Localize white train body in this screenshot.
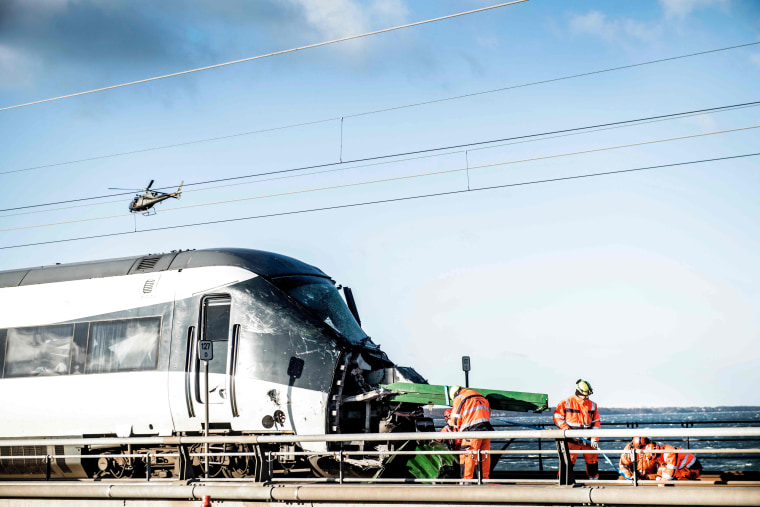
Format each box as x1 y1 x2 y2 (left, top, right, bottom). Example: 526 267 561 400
0 249 425 479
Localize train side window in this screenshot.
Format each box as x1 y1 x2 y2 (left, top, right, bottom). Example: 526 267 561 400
86 317 160 374
202 297 230 375
4 324 74 378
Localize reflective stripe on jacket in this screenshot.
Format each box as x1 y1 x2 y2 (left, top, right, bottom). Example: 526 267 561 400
553 395 601 431
451 388 492 432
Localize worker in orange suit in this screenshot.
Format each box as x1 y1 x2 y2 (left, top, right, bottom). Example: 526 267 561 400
553 379 601 480
653 442 702 482
618 436 659 480
438 408 462 451
449 385 493 481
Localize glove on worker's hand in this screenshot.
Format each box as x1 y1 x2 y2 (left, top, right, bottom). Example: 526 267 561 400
589 440 599 449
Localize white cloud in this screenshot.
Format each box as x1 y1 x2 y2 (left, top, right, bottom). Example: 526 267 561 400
690 113 718 132
288 0 369 40
570 11 616 41
286 0 408 41
0 44 41 90
659 0 730 18
370 0 409 24
621 18 662 42
569 11 661 43
751 53 760 70
476 35 500 50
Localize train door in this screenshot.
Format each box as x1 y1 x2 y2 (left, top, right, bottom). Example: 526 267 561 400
195 295 234 424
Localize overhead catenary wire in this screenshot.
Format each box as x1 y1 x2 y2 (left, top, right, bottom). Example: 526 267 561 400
344 41 760 119
0 117 342 178
2 99 758 214
3 124 758 233
0 1 529 112
5 99 757 220
3 41 758 179
1 151 757 251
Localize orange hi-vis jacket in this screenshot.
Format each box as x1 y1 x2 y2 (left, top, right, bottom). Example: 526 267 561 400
451 388 492 432
553 395 601 440
654 444 700 481
619 442 659 479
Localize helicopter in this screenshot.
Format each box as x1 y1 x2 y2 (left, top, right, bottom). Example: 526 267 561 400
109 180 183 214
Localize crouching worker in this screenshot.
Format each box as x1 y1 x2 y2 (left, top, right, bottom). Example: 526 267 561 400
619 437 659 480
438 409 462 452
437 408 462 479
553 379 601 480
449 385 493 481
654 442 702 482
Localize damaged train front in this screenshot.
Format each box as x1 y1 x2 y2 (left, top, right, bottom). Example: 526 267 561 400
261 274 434 478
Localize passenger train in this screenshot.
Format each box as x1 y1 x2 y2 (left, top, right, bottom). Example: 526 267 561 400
0 248 430 479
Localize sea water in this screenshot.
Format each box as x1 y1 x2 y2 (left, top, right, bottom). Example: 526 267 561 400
433 407 760 472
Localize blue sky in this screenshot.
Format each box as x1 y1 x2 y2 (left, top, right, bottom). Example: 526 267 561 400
1 0 759 408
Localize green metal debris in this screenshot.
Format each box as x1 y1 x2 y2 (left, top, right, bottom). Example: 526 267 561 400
381 382 549 412
376 441 458 480
406 441 459 479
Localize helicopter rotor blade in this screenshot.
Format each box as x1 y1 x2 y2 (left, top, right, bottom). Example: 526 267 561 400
108 187 142 191
146 180 154 190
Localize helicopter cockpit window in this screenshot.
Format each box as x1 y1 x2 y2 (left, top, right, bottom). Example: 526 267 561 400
271 276 368 345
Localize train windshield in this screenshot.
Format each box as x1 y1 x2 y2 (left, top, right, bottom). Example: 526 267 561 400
272 275 369 345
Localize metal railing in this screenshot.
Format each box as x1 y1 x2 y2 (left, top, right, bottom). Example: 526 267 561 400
0 426 759 485
491 418 760 462
488 419 760 476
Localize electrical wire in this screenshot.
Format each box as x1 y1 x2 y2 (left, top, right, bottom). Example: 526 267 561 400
3 41 758 178
1 151 756 251
345 41 760 119
0 118 341 177
3 99 759 220
0 1 529 112
2 99 758 213
3 124 757 232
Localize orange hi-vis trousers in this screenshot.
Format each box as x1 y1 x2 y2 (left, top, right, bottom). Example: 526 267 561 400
460 438 491 480
568 441 599 479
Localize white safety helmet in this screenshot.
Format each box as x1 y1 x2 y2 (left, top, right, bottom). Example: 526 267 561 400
449 385 461 399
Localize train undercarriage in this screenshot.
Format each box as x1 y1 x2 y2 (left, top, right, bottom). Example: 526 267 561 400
0 352 545 481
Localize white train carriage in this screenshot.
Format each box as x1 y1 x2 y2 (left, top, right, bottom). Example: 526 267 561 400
0 248 427 479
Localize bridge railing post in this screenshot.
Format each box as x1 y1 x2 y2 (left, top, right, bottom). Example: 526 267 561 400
632 448 638 487
555 439 575 486
339 450 344 484
538 438 543 471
